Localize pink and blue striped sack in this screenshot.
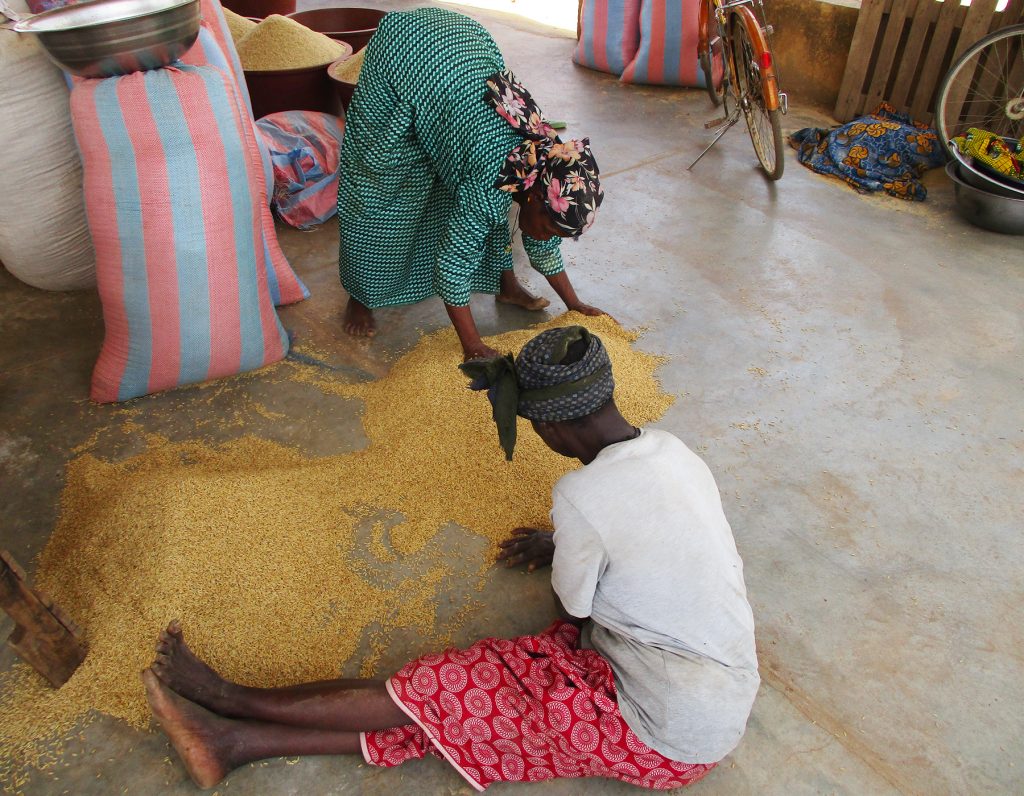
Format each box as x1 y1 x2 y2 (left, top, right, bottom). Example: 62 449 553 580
620 0 703 86
71 65 289 403
182 0 310 307
574 0 642 76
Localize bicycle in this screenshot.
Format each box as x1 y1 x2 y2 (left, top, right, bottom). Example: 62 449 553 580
934 23 1024 163
689 0 787 180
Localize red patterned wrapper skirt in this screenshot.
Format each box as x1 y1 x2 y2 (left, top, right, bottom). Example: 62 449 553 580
361 621 717 791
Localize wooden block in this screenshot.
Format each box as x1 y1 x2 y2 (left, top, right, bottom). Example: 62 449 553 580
1 550 87 688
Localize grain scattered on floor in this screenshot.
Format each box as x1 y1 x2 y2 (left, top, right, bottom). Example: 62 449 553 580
0 313 673 786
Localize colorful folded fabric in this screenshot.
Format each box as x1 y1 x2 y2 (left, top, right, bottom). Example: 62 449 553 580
256 111 345 230
789 103 945 200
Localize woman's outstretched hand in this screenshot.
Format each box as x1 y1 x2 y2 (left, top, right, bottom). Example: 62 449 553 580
496 527 555 571
567 302 613 320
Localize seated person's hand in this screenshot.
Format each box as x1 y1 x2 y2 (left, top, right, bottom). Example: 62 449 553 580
463 343 500 362
496 527 555 571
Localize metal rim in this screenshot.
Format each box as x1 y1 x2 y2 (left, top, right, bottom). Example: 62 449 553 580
952 148 1024 199
732 18 783 179
935 23 1024 161
14 0 197 34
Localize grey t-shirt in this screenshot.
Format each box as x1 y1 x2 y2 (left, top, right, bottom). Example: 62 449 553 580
550 429 759 763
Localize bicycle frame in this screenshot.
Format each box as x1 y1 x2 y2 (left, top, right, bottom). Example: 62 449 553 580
698 0 784 113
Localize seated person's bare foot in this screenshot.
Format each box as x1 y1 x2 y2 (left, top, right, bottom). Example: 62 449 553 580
152 621 237 715
142 668 233 789
496 276 550 312
343 297 377 337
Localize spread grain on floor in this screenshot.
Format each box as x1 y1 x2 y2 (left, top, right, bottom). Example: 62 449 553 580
0 314 673 787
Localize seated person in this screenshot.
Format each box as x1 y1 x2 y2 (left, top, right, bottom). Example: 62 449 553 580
143 326 759 791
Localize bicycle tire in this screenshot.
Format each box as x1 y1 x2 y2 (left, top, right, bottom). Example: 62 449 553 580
934 23 1024 161
731 11 784 179
698 0 727 107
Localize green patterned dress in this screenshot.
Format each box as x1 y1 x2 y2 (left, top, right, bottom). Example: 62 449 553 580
336 8 564 309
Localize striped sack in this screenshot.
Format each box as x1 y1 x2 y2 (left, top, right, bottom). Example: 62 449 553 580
574 0 642 76
621 0 702 86
71 65 289 403
182 1 310 307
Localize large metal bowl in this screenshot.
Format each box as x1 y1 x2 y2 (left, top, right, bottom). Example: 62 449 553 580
945 161 1024 235
956 156 1024 200
13 0 200 78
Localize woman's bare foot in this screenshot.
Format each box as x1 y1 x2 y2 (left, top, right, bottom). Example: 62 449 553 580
496 290 550 311
143 668 233 789
152 621 237 715
343 297 376 337
497 272 550 311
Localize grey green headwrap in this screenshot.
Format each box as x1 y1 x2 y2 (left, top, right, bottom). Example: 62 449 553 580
459 326 614 460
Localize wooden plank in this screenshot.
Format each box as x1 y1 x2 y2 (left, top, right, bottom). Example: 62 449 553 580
889 0 942 109
955 0 1001 60
910 0 966 121
835 0 892 120
996 2 1024 29
1 550 87 688
864 0 919 112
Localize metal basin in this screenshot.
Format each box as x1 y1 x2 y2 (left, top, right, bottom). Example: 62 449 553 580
949 134 1024 201
13 0 200 78
945 161 1024 235
956 156 1024 200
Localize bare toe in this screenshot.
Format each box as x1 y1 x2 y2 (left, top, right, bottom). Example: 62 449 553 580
148 624 232 713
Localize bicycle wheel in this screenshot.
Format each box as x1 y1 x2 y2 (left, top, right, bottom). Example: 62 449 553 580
698 0 727 107
730 9 784 179
934 23 1024 160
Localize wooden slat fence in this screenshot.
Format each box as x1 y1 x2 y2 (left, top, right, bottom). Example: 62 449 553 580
835 0 1024 123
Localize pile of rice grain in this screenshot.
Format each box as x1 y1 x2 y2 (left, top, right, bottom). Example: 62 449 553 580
222 7 257 44
0 314 673 784
236 14 346 71
330 48 365 84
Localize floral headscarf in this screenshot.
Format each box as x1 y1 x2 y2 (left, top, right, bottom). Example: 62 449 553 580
484 70 603 238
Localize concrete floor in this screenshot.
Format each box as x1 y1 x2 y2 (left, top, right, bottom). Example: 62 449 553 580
3 3 1023 794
